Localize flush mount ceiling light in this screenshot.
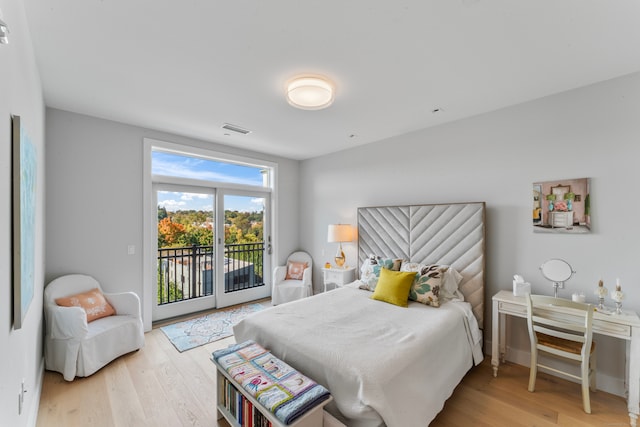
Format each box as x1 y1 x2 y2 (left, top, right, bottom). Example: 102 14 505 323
286 75 335 110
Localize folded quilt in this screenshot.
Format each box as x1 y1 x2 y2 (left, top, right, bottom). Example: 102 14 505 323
213 340 331 425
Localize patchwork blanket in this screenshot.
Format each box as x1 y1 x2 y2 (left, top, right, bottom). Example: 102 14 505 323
212 340 331 425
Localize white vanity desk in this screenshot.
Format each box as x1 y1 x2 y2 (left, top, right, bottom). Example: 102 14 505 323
491 290 640 426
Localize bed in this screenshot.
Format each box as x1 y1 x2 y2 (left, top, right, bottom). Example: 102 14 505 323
234 202 486 426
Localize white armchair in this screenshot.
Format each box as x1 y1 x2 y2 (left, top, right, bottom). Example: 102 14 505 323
44 274 144 381
272 251 313 305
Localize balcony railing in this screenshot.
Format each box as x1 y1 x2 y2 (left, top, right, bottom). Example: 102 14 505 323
157 242 265 305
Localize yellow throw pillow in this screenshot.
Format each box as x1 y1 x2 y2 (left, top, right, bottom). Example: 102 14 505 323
55 288 116 322
370 268 416 307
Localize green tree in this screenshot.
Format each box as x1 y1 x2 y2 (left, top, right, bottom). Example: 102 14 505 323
157 205 168 221
182 223 214 246
157 263 184 303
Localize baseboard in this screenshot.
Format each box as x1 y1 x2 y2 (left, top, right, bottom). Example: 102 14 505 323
485 340 626 398
28 358 44 427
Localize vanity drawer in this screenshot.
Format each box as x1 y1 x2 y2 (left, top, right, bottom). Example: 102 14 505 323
593 320 631 339
496 295 634 340
499 301 527 317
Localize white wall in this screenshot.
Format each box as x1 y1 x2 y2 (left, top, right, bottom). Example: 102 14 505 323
0 1 46 425
45 108 300 329
300 71 640 396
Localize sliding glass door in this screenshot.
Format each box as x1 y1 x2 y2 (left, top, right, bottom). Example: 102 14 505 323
152 186 271 320
215 190 271 308
153 184 216 320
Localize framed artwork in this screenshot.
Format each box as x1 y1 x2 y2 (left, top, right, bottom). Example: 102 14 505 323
12 115 37 329
532 178 591 234
532 184 542 225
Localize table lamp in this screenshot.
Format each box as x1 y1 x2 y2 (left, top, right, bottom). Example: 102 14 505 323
327 224 354 268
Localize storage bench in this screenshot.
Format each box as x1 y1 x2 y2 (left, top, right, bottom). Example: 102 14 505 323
212 340 332 427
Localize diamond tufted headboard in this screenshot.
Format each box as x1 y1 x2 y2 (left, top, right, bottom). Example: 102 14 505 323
357 202 486 329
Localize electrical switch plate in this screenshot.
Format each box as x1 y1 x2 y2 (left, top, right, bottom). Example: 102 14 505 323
127 245 135 255
18 379 24 415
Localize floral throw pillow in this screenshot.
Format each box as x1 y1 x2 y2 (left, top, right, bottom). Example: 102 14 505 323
402 263 464 302
378 258 402 271
409 264 447 307
360 256 403 291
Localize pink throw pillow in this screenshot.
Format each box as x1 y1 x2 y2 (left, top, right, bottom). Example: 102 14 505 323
55 288 116 322
285 261 308 280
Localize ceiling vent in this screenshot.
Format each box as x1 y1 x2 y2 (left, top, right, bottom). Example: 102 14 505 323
221 123 251 135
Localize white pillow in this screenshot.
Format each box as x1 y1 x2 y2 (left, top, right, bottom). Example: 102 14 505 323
442 267 464 302
360 257 375 276
400 262 421 272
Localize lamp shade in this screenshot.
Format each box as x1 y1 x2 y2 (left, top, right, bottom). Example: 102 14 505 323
327 224 354 243
286 75 335 110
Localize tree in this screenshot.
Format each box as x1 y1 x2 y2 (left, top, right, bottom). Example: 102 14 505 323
224 224 241 244
182 223 214 246
157 205 168 221
157 208 263 248
158 217 186 246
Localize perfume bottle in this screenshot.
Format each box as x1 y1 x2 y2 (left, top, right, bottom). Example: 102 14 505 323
611 279 625 315
594 279 608 310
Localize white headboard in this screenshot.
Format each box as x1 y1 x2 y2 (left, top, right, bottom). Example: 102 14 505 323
357 202 486 329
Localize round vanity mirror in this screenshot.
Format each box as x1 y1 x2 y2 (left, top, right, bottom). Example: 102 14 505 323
540 259 573 282
540 258 574 297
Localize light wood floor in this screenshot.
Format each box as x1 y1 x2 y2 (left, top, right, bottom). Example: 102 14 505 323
37 323 631 426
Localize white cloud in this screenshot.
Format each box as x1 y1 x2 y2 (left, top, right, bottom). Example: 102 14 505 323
158 199 187 211
180 193 211 201
158 191 214 212
152 157 263 186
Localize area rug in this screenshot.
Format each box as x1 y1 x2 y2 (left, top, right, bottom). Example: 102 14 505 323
160 303 267 352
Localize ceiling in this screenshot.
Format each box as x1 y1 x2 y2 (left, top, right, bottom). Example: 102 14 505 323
22 1 640 160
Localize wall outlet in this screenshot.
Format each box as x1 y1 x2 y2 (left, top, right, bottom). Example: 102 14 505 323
127 245 135 255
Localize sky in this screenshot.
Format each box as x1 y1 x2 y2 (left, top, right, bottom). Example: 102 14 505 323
153 151 266 212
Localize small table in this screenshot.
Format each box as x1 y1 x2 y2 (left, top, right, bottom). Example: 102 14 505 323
491 290 640 426
322 267 356 292
549 211 574 228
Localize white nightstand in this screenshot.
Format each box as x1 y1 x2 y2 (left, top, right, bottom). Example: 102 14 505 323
322 267 356 292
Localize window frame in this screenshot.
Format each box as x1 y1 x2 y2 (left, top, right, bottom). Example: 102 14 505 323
142 138 278 330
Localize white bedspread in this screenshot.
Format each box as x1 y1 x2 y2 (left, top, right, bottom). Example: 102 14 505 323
233 285 483 427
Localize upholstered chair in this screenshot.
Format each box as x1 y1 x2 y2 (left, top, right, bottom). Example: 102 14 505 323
272 251 313 305
44 274 144 381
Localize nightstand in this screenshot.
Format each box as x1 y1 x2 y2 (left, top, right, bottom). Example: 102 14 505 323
321 267 356 292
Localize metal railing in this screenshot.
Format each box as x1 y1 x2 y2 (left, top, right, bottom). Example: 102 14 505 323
157 242 265 305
